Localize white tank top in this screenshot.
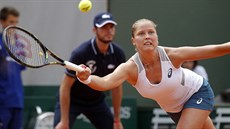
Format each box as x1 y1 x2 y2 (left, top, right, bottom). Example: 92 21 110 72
131 46 203 112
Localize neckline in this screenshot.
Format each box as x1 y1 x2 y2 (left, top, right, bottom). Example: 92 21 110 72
137 49 163 86
90 38 114 55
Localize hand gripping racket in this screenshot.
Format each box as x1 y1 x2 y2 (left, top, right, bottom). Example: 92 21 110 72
2 25 83 73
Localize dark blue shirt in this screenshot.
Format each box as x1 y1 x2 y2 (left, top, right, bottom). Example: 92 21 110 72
64 38 126 106
0 33 25 108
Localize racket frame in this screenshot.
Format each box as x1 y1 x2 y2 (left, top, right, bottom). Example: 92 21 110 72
2 26 67 68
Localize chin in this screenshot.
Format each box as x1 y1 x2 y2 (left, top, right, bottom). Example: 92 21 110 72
104 39 113 43
142 48 154 52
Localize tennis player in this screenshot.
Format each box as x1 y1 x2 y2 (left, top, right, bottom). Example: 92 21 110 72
76 18 230 129
54 12 125 129
0 6 26 129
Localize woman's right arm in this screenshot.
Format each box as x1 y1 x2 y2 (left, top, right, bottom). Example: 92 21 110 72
77 60 137 91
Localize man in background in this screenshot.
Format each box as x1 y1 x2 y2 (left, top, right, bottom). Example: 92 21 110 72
54 12 125 129
0 6 26 129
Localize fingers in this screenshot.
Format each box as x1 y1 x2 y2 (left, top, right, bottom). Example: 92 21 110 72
80 64 87 69
76 64 91 82
79 64 91 72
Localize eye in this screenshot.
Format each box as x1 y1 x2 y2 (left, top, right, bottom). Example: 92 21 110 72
148 31 155 35
137 32 145 36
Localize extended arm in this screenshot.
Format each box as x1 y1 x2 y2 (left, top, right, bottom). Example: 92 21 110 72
77 60 137 91
83 63 129 91
165 42 230 67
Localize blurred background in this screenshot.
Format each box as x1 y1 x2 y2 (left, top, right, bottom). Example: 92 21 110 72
1 0 230 129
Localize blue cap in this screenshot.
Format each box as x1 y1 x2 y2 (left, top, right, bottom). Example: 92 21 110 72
93 12 117 28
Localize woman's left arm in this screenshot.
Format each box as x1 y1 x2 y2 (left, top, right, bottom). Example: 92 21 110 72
165 42 230 67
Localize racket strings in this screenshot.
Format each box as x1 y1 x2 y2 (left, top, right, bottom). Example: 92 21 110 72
5 28 46 66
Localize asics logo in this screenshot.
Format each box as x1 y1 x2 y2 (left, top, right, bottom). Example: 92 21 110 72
168 68 172 78
197 98 203 104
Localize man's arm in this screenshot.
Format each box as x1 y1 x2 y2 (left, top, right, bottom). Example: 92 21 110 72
112 85 124 129
55 74 75 129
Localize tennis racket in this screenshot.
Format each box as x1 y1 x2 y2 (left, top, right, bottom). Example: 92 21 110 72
2 25 83 73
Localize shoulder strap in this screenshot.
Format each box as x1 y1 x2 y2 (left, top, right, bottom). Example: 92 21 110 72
157 46 169 61
131 53 144 73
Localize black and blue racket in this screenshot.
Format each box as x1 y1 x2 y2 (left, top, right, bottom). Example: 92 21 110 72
2 25 83 72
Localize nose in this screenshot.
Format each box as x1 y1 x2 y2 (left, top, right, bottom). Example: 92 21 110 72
145 33 151 39
108 27 113 32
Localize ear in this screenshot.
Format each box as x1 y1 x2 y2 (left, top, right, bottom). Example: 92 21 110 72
93 27 96 33
131 37 135 46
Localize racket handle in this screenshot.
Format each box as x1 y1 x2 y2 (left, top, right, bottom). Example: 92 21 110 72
64 61 84 72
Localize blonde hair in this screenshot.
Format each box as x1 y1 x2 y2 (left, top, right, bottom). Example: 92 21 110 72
131 19 157 37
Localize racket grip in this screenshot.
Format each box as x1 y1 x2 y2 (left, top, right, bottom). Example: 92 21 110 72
64 61 84 72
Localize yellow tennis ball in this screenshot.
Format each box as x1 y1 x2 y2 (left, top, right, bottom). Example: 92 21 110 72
78 0 92 13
